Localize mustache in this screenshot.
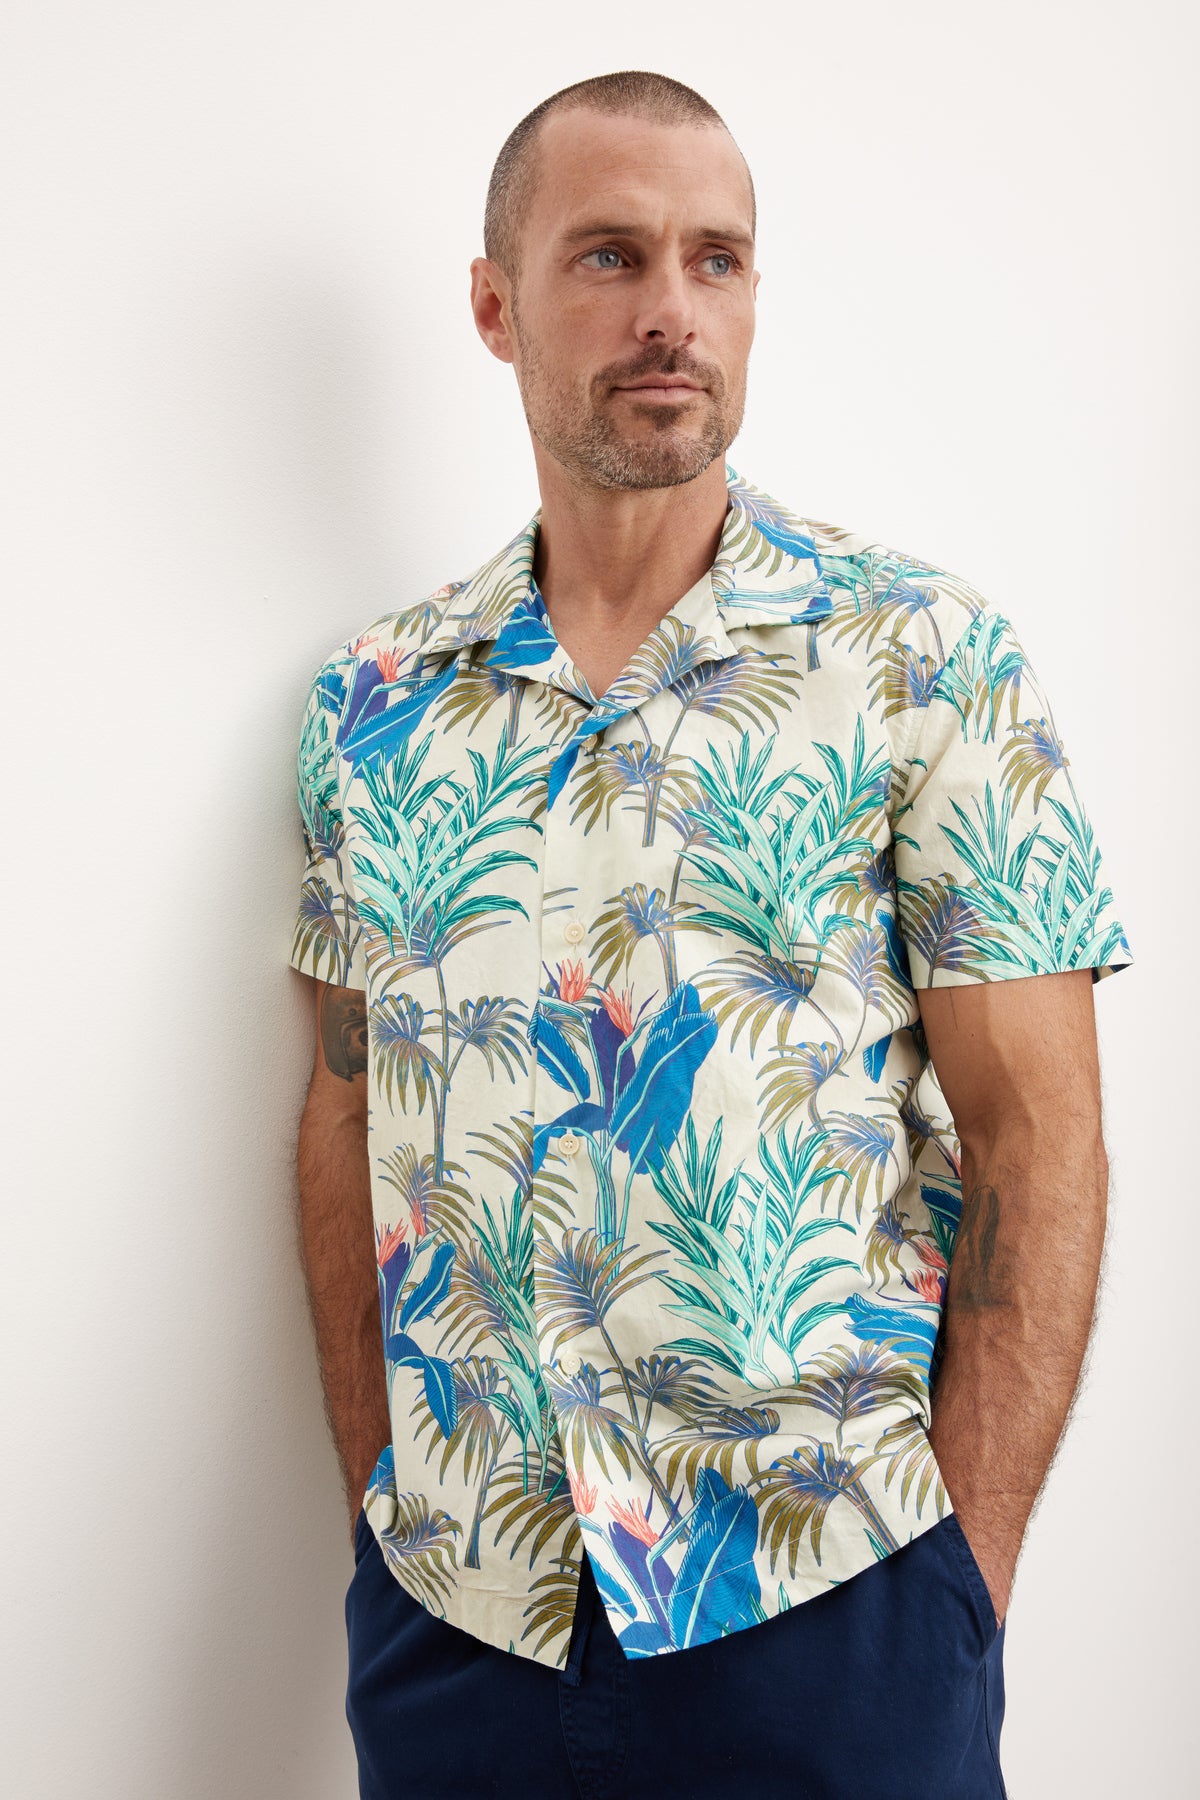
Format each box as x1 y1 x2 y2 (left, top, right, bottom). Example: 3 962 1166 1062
605 359 717 386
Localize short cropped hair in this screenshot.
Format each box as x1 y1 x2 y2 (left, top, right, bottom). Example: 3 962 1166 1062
483 70 755 293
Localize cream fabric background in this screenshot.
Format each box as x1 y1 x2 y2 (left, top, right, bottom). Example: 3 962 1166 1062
3 2 1191 1794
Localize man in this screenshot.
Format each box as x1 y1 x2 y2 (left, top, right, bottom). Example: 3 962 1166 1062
290 69 1134 1800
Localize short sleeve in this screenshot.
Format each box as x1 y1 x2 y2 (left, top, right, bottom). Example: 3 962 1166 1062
289 655 368 989
892 607 1135 989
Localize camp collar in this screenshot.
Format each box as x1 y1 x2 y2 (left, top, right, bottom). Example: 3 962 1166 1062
408 462 833 663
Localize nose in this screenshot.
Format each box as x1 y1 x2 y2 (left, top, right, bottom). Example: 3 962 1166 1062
633 259 697 346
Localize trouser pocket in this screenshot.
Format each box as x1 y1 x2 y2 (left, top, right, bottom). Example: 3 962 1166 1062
942 1512 1001 1654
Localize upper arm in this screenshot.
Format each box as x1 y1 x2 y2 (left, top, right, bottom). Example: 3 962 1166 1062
915 969 1106 1152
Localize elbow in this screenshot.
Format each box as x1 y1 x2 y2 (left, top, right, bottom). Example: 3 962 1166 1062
955 1090 1109 1169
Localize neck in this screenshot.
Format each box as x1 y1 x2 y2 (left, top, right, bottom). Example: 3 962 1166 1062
530 454 731 631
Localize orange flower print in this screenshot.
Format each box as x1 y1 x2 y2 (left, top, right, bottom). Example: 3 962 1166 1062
912 1267 946 1304
408 1190 428 1239
607 1496 658 1546
568 1470 597 1515
915 1240 948 1272
375 1221 407 1266
599 985 635 1036
557 958 590 1003
349 631 378 656
375 646 404 682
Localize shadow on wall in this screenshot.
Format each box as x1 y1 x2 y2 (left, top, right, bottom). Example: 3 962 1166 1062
138 255 418 1799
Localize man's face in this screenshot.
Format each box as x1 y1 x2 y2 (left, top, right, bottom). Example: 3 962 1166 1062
493 111 759 492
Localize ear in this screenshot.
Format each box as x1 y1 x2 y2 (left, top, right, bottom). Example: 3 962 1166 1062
469 257 516 367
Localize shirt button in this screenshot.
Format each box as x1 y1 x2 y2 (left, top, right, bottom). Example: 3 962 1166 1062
559 1131 581 1156
564 919 586 945
559 1352 582 1376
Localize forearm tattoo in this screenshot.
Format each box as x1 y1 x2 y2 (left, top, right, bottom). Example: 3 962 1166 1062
320 987 369 1082
950 1181 1012 1309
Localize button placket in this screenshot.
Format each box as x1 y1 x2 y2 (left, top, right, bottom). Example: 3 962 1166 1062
535 711 598 1408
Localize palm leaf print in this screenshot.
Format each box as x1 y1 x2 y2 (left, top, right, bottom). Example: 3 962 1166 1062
650 1121 857 1381
534 1227 664 1357
376 1144 475 1246
757 1442 900 1571
891 876 980 980
933 608 1025 741
438 1184 537 1356
915 1179 963 1267
382 587 466 647
570 741 702 843
827 844 900 921
290 464 1136 1666
376 1491 463 1609
791 1340 928 1430
817 917 913 1032
820 552 943 651
612 614 722 694
899 1072 964 1188
755 1041 845 1133
445 996 527 1081
409 1353 504 1484
350 724 543 967
864 1195 924 1285
714 485 823 583
370 993 444 1110
481 1446 576 1555
693 952 817 1054
437 661 529 743
591 883 689 992
407 1349 547 1569
679 717 887 972
865 634 944 723
1001 713 1068 809
872 1411 947 1516
670 650 804 734
442 1186 552 1454
543 1362 638 1484
297 687 342 837
627 1353 724 1437
808 1110 898 1224
294 693 361 977
522 1561 586 1658
907 784 1123 978
658 1403 782 1493
293 874 352 982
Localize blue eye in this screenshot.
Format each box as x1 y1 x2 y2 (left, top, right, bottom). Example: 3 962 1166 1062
579 246 740 275
581 247 625 270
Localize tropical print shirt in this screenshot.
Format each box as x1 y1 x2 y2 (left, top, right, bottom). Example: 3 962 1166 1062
289 463 1134 1669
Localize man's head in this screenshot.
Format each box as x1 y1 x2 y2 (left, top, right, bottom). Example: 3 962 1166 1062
471 71 759 493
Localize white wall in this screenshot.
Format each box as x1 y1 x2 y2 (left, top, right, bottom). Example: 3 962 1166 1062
4 3 1193 1795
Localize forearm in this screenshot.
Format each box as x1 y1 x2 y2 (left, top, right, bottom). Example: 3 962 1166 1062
928 1120 1109 1615
296 1100 391 1540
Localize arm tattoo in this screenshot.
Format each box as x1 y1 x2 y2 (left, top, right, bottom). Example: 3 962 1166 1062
950 1181 1012 1309
320 987 369 1082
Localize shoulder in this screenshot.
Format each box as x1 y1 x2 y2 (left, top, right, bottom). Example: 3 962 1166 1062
805 512 999 664
302 577 473 699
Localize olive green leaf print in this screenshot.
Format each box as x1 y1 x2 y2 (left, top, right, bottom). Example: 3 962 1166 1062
292 463 1133 1667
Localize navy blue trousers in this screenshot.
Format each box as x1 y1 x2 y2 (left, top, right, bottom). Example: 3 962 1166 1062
345 1507 1008 1799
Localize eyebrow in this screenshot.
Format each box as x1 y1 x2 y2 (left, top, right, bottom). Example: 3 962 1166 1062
557 221 755 253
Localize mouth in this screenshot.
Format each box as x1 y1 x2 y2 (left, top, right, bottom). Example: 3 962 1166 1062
614 380 704 402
